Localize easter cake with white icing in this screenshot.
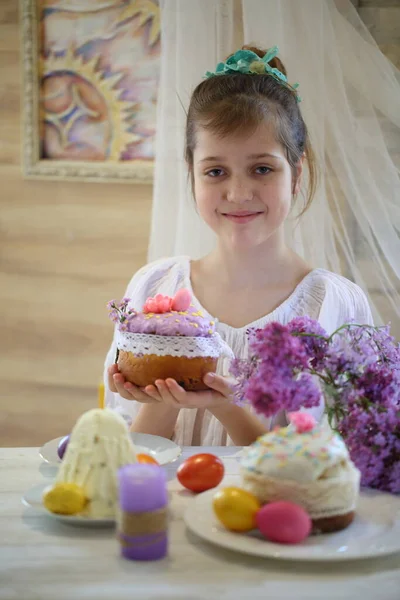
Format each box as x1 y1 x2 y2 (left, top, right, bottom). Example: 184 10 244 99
240 412 360 533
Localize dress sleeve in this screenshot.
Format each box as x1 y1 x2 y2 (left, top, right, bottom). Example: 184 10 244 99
318 273 374 334
351 286 374 326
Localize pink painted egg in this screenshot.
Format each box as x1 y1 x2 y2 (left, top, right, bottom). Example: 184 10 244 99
255 501 312 544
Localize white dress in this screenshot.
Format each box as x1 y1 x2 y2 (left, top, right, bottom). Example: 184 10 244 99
104 256 373 446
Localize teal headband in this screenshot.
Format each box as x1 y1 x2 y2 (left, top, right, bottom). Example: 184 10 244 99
205 46 301 102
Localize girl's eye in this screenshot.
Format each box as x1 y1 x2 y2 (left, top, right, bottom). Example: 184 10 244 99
206 168 224 177
255 166 271 175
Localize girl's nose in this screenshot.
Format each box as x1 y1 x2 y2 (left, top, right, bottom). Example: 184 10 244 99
226 179 254 204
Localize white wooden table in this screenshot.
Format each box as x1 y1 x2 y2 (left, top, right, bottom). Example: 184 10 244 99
0 447 399 600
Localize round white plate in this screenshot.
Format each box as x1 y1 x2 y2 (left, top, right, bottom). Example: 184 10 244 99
22 483 115 527
184 487 400 561
39 432 181 467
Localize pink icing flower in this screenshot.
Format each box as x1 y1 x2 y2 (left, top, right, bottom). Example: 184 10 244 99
143 294 173 314
143 289 192 314
171 288 191 312
143 298 157 313
154 294 173 313
288 412 316 433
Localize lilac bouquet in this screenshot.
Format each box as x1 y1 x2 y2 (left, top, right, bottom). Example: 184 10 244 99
231 317 400 493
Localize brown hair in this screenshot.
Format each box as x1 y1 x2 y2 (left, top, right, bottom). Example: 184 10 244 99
185 45 317 215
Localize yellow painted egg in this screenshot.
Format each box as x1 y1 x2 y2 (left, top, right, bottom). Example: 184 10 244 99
43 483 87 515
212 486 261 532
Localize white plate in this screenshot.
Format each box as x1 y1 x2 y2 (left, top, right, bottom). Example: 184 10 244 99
22 483 115 527
39 432 181 467
184 487 400 561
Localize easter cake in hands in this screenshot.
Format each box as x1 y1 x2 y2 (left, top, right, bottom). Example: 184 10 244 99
108 289 232 391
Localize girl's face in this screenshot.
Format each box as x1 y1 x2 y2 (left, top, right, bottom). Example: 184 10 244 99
192 123 302 251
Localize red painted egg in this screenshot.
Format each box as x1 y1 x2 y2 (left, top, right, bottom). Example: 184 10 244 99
177 453 224 493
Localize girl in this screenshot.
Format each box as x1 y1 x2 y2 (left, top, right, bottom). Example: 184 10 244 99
105 46 373 447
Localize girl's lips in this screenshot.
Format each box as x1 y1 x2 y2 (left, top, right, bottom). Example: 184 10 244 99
222 212 263 224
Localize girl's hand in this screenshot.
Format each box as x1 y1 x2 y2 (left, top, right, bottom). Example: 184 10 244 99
108 364 162 404
108 365 233 409
148 372 233 410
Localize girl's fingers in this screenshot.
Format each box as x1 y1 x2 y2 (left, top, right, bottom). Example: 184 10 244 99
155 380 180 407
165 379 188 402
166 379 226 408
109 368 181 405
112 373 158 403
124 380 161 403
203 373 234 398
113 373 132 399
108 364 119 392
143 385 163 402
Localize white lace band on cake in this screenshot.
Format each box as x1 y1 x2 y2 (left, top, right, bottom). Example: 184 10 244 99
115 330 234 359
241 464 361 520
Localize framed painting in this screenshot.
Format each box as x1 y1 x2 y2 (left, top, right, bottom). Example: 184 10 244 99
20 0 161 183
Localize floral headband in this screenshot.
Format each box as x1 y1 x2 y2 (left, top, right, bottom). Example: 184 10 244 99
205 46 301 102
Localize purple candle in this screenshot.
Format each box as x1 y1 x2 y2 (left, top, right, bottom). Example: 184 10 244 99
117 464 168 561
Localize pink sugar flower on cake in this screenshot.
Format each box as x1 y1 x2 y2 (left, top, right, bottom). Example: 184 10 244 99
289 412 316 433
143 289 192 314
143 294 173 314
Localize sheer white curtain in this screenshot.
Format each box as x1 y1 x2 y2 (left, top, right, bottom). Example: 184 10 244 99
148 0 400 332
148 0 238 261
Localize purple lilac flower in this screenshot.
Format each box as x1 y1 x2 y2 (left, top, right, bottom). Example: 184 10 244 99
335 366 400 493
328 325 398 377
338 401 399 493
287 316 328 369
107 297 137 331
230 356 259 405
249 323 310 373
357 364 398 402
369 324 400 367
234 322 321 418
325 330 376 379
247 368 321 417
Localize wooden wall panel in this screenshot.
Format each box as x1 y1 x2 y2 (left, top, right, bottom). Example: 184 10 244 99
0 4 152 445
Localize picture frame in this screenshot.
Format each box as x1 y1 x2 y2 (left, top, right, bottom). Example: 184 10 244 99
20 0 160 184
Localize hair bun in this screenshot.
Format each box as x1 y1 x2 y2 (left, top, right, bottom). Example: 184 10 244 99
242 44 288 77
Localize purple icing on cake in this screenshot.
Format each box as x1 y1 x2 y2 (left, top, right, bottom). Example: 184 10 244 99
108 290 217 337
125 306 216 337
